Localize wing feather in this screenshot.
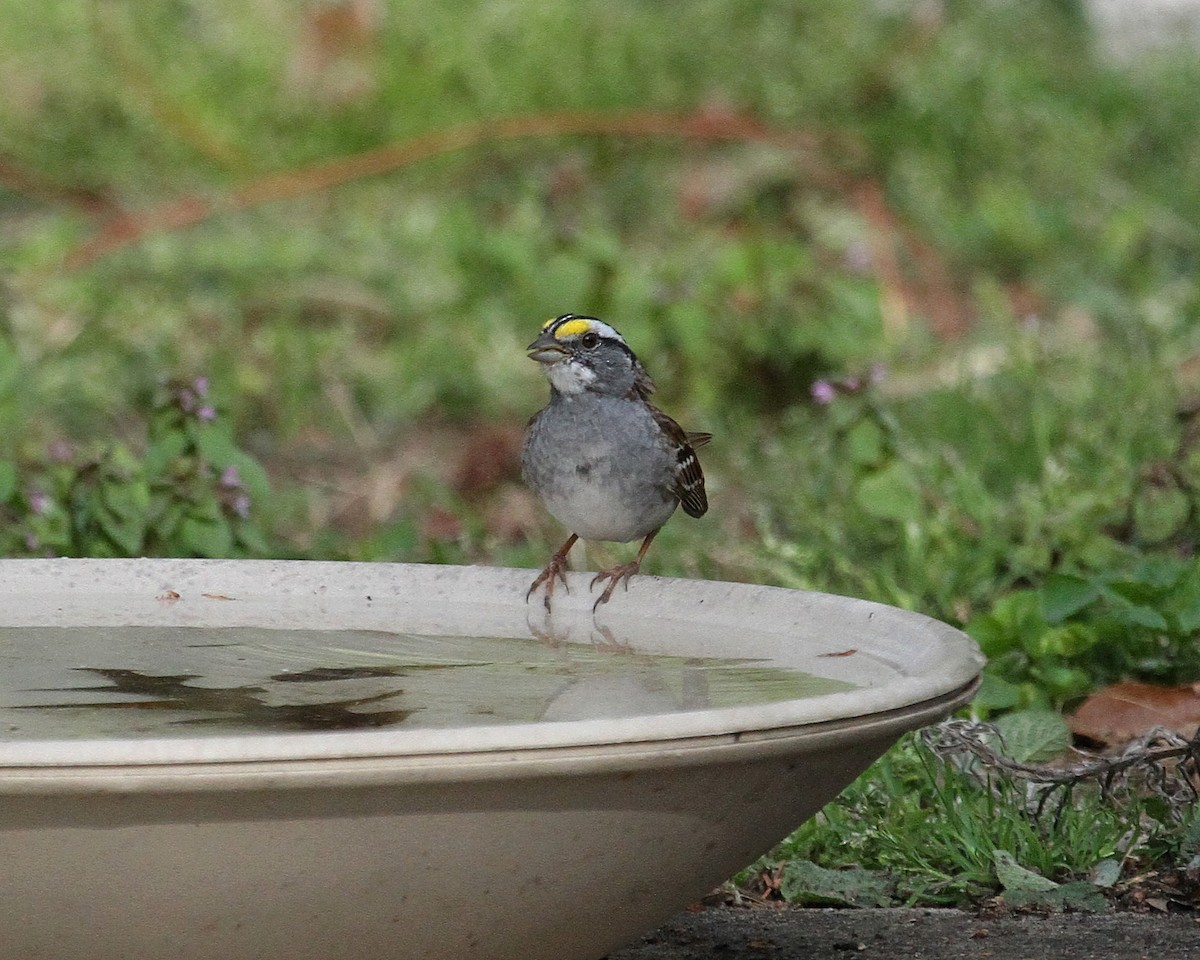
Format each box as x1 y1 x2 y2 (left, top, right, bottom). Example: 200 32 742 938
651 407 709 519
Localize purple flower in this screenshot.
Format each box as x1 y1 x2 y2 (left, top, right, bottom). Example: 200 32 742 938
219 466 242 489
28 490 51 515
869 362 887 384
24 533 40 552
193 376 209 397
197 405 217 423
811 379 837 405
842 375 862 392
232 494 251 519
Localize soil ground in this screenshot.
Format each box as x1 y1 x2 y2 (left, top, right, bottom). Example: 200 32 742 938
608 906 1200 959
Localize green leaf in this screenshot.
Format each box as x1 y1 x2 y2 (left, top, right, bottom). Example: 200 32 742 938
1041 573 1100 623
993 850 1058 894
96 502 146 555
965 612 1015 656
778 860 896 908
990 710 1071 763
234 521 270 556
845 419 885 467
179 515 234 557
1171 595 1200 633
1102 597 1169 631
100 443 142 481
855 461 923 522
225 450 270 502
1103 576 1160 606
0 460 16 502
1055 882 1108 913
194 421 239 468
1165 563 1200 633
1030 664 1093 702
967 589 1050 657
994 853 1105 912
1126 554 1187 590
144 430 189 477
1132 483 1189 544
1032 623 1100 658
185 494 225 523
972 669 1023 713
150 499 186 542
100 477 151 520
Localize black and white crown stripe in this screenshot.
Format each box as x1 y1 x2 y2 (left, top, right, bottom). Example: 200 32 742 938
544 313 630 348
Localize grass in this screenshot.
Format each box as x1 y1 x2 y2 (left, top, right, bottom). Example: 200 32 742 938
3 0 1200 907
743 730 1198 909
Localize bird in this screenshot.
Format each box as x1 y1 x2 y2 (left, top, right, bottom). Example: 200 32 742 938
521 313 709 612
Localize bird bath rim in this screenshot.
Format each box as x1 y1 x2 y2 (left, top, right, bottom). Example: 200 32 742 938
0 558 983 773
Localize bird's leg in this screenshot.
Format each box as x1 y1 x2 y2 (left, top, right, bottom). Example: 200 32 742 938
526 533 579 612
590 529 660 612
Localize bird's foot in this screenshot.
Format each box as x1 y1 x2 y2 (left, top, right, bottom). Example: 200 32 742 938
527 553 571 612
589 561 641 612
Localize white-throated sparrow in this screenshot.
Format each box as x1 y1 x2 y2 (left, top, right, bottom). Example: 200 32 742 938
522 313 709 611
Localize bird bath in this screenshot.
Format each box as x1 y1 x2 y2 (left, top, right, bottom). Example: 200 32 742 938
0 558 982 960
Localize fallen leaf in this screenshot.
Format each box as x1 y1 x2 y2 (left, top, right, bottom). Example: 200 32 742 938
818 648 858 658
778 860 896 908
1069 681 1200 745
993 852 1105 913
990 709 1072 763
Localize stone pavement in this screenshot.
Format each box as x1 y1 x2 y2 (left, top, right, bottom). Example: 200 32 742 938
608 906 1200 960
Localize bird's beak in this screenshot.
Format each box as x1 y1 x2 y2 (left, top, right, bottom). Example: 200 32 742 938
526 330 568 364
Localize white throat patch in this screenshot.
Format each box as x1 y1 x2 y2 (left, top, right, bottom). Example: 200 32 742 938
545 357 597 395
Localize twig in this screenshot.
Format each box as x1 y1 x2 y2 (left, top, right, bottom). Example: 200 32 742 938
0 156 122 217
920 719 1200 822
61 108 858 270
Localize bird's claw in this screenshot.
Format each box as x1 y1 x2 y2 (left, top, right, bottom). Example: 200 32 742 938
527 556 570 612
589 562 640 612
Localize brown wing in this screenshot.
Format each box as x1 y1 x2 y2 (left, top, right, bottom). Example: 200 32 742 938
651 407 708 519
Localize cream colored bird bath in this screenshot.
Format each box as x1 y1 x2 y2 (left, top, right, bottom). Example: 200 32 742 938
0 559 982 960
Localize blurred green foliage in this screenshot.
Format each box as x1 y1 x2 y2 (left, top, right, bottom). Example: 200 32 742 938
971 558 1200 712
0 377 269 558
2 1 1198 645
0 0 1198 668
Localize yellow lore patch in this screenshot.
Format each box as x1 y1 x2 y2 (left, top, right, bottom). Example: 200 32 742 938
551 318 594 340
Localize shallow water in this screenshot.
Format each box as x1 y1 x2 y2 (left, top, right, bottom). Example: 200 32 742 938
0 626 860 740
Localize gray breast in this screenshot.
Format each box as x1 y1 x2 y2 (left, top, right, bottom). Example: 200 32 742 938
523 394 678 542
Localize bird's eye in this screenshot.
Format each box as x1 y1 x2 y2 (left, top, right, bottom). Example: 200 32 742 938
580 332 600 349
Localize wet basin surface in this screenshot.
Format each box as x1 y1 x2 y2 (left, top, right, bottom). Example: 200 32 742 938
0 625 859 740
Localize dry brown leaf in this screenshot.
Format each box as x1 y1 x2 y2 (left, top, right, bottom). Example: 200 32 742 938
1068 680 1200 746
